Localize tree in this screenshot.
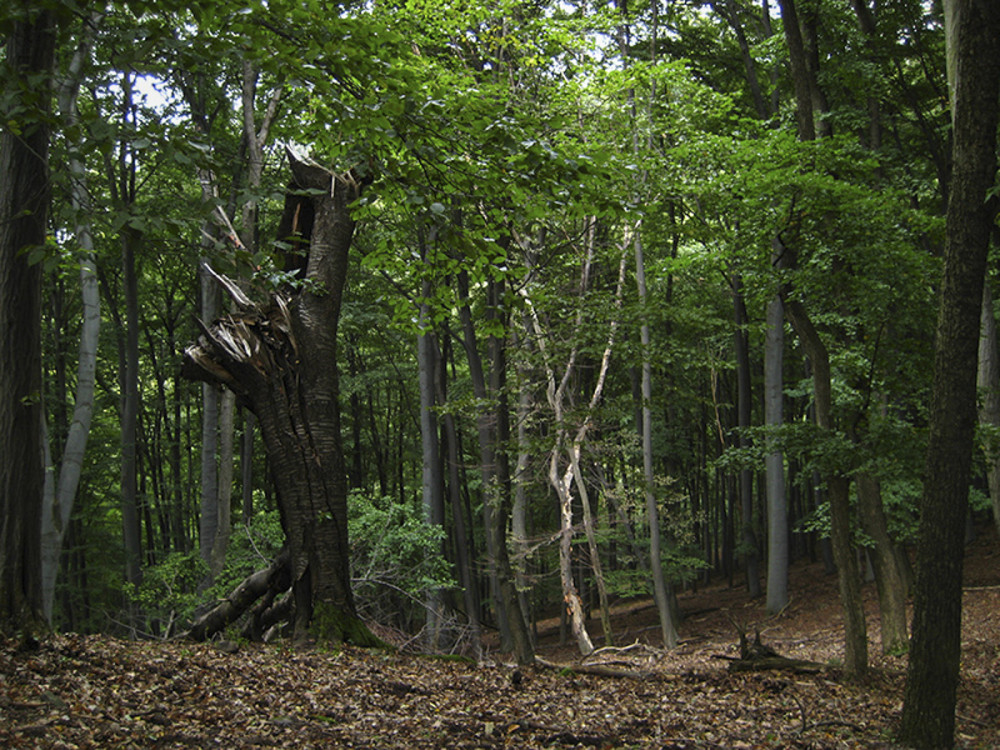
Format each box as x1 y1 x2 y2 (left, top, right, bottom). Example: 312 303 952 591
899 1 1000 746
0 5 57 635
40 10 103 624
183 151 380 645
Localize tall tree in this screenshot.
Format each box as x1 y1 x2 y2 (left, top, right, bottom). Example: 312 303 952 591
899 1 1000 746
0 4 57 635
41 10 103 624
777 0 867 677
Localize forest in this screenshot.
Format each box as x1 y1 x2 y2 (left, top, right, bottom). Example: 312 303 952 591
1 0 999 747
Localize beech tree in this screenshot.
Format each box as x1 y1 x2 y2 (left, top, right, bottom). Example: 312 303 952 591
0 4 57 635
899 0 1000 745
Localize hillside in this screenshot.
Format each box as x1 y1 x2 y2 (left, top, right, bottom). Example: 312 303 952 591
2 530 998 749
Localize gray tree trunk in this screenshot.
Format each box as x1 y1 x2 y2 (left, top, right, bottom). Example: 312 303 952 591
763 292 788 614
418 266 444 649
636 233 679 648
855 473 908 654
41 18 102 624
977 285 1000 539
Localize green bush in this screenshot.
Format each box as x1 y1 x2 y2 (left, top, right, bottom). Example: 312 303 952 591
348 491 455 624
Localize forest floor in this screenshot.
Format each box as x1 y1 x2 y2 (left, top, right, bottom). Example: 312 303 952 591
2 528 998 749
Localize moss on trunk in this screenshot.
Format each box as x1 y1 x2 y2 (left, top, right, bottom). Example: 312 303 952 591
310 601 388 649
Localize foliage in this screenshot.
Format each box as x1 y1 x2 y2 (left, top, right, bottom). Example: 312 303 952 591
127 551 207 626
348 492 455 624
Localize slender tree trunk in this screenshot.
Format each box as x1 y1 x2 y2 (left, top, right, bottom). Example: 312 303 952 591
855 473 908 654
485 289 534 666
208 390 235 579
41 18 102 623
197 227 220 568
417 259 445 648
441 397 482 657
456 271 512 650
121 222 144 598
0 7 56 635
783 297 868 677
733 276 762 599
900 2 1000 744
977 284 1000 539
763 291 788 614
637 234 679 648
512 343 533 639
570 452 613 646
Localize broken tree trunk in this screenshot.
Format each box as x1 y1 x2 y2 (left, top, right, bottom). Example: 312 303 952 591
182 151 380 646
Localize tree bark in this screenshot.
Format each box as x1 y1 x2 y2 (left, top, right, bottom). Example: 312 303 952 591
0 7 56 635
763 291 787 614
782 296 868 677
977 284 1000 539
417 251 445 648
120 222 143 597
183 152 379 646
41 15 102 624
855 473 907 654
899 1 1000 745
637 233 679 648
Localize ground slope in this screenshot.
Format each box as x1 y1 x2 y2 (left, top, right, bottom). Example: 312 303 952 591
2 530 997 749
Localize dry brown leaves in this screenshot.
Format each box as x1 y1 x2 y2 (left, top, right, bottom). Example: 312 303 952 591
2 531 998 749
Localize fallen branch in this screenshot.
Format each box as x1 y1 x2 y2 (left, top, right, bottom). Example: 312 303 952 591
183 550 291 641
581 638 661 663
534 655 651 679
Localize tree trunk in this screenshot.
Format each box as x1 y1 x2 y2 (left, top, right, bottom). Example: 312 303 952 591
637 233 679 648
417 264 445 649
121 223 143 598
783 297 868 677
0 7 55 635
440 394 483 657
855 473 908 654
183 152 379 646
976 284 1000 539
733 276 762 599
208 390 235 579
456 271 515 652
763 291 788 614
899 2 1000 745
485 278 534 665
41 17 102 624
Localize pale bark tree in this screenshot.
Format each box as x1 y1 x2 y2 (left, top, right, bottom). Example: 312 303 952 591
41 14 102 624
976 284 1000 539
523 218 631 656
637 232 680 648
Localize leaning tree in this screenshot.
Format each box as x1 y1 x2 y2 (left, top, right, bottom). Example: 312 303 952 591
182 152 379 645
